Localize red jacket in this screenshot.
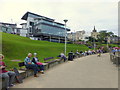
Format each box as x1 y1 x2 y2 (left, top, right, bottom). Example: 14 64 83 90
0 61 8 74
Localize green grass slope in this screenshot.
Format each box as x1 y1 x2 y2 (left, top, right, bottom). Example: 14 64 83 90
2 32 89 69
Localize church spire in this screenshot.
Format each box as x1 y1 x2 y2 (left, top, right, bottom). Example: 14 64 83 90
94 26 95 30
93 26 97 32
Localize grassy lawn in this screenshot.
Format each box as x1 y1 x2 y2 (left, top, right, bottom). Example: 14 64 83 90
2 32 89 70
102 44 119 47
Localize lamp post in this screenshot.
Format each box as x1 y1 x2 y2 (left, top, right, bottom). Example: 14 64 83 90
63 19 68 56
74 29 76 44
93 37 95 50
106 36 109 49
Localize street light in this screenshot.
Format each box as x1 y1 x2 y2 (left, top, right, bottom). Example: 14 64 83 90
74 29 76 44
63 19 68 56
106 36 110 49
93 36 95 50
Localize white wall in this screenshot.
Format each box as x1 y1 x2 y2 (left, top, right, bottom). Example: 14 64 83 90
30 37 38 40
20 29 28 37
27 17 34 28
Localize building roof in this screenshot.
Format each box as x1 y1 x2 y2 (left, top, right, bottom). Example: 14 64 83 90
20 23 27 25
21 12 66 26
54 22 64 26
0 22 17 26
21 11 70 31
21 11 54 22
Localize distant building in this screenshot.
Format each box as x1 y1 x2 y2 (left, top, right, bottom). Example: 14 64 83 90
68 30 87 41
20 23 28 37
107 36 120 44
91 26 99 39
76 30 85 41
21 12 70 42
67 32 75 41
0 22 20 35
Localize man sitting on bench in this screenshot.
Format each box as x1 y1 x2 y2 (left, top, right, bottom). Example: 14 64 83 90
24 53 39 77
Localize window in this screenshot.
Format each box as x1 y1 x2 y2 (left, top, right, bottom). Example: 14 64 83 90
29 22 34 26
6 28 8 31
17 29 20 33
38 29 41 32
29 27 32 33
36 28 41 33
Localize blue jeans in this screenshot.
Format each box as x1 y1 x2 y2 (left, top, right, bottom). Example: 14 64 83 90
0 71 16 88
37 65 44 71
61 56 67 62
25 64 38 75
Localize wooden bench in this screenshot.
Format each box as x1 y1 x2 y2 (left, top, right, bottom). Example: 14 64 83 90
44 57 58 68
44 57 56 63
18 62 35 77
18 62 26 70
56 55 68 63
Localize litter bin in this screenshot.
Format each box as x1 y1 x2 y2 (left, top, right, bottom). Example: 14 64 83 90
68 51 74 61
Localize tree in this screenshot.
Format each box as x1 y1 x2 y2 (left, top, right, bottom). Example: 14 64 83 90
97 30 115 44
86 36 97 42
107 32 114 36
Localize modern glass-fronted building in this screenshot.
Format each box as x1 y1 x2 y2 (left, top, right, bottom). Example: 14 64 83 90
21 12 70 42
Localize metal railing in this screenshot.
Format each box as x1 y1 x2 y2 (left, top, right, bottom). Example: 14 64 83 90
110 52 120 67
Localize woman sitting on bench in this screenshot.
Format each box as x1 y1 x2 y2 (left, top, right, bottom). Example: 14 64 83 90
32 53 44 74
0 54 16 89
24 53 39 77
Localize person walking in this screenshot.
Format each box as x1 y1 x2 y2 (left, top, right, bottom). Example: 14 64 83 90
97 49 102 57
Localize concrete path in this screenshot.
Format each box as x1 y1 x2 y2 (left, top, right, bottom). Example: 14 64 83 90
13 53 118 88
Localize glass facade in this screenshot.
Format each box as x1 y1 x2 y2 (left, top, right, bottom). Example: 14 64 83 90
36 23 65 37
26 12 70 37
33 19 66 37
34 20 65 29
1 26 13 33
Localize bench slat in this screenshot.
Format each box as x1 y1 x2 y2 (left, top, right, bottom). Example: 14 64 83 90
44 57 54 61
44 60 57 63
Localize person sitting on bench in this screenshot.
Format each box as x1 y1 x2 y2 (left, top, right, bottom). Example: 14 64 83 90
0 54 16 89
24 53 39 77
60 53 67 62
32 53 44 74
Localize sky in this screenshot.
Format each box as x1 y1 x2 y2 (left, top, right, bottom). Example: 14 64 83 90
0 0 119 35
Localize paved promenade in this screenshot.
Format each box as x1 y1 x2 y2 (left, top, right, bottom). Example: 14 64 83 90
13 53 118 88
